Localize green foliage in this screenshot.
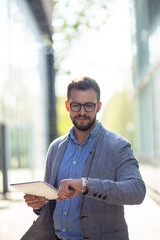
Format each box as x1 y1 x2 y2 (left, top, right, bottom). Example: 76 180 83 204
53 0 111 74
56 96 72 136
100 88 136 148
53 0 110 35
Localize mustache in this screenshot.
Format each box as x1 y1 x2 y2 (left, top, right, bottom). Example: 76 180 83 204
75 114 90 119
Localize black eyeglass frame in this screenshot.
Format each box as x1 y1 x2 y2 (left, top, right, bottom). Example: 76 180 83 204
69 102 98 112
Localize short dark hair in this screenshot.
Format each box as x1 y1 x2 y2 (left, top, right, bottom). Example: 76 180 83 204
67 76 100 101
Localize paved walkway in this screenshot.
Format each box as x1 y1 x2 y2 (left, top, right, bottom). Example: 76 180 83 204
0 193 160 240
0 194 37 240
125 194 160 240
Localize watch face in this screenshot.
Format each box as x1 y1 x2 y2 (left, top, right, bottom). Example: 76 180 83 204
81 178 88 194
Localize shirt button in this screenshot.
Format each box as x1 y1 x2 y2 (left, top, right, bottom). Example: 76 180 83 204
73 161 76 164
64 212 67 215
62 229 66 232
78 146 81 149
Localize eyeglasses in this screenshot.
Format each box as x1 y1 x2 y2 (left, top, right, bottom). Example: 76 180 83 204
69 102 98 112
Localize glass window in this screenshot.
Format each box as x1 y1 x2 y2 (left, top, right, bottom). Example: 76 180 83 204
0 126 3 193
0 0 49 184
153 68 160 159
139 81 154 157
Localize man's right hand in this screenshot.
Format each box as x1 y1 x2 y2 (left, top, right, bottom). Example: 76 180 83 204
24 194 49 210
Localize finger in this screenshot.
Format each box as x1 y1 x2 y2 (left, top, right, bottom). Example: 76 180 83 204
57 193 71 199
58 184 74 194
25 199 49 209
25 199 49 207
24 195 48 201
24 195 48 203
56 195 71 202
24 196 49 209
57 192 74 201
24 194 36 200
56 196 67 202
58 189 73 195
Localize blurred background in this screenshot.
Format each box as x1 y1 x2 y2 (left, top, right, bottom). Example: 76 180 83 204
0 0 160 239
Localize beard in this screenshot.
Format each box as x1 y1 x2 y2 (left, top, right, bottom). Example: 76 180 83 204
71 114 96 131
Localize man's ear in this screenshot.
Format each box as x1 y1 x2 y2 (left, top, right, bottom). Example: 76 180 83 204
65 100 70 112
97 102 102 113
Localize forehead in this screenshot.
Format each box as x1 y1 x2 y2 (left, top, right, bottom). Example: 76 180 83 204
69 89 98 103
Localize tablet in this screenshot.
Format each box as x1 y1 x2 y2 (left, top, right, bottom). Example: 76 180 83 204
10 181 58 200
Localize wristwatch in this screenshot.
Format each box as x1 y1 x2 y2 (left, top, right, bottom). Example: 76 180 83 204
81 177 88 195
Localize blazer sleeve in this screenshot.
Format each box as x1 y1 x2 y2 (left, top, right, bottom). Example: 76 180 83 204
87 139 146 205
33 139 60 216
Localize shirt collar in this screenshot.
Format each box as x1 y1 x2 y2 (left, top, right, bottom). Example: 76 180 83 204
69 121 101 145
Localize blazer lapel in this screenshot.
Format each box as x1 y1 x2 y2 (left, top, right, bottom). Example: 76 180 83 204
80 127 104 207
83 126 103 177
49 136 69 186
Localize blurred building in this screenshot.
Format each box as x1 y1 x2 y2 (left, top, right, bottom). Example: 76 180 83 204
130 0 160 204
0 0 57 195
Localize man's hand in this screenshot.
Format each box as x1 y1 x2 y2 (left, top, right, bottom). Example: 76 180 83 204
24 194 49 210
57 178 89 202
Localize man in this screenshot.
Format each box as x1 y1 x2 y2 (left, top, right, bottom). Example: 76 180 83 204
23 76 146 240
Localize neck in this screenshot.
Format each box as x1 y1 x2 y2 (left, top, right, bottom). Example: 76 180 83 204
73 121 97 144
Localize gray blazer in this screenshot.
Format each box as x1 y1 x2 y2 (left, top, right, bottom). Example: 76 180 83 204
21 126 146 240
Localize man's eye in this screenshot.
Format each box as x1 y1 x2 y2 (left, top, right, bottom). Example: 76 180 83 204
72 104 79 107
86 103 93 108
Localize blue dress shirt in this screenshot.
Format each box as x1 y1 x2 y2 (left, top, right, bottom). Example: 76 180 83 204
53 121 101 240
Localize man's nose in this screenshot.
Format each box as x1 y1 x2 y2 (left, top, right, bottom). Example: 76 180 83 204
79 105 86 114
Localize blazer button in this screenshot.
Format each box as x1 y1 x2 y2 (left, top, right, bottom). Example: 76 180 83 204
93 192 98 197
81 215 88 218
98 194 102 198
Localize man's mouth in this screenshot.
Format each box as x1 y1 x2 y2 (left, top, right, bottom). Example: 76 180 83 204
75 115 89 120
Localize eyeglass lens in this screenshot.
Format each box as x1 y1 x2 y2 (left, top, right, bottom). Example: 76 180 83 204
70 103 96 112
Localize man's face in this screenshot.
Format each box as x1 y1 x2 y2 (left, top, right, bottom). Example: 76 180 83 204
65 88 102 131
